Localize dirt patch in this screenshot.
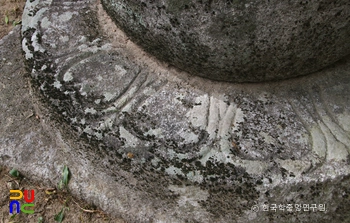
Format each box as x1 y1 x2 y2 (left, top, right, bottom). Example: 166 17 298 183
0 0 25 39
0 166 125 223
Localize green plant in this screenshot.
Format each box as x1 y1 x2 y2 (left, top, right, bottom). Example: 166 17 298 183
4 15 9 24
9 168 20 178
12 20 21 26
54 207 69 222
58 165 70 190
9 213 17 219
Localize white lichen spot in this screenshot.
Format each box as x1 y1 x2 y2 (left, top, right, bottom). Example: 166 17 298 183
101 43 112 50
199 146 215 165
103 106 117 113
165 166 184 177
22 38 33 59
144 128 164 139
80 90 87 96
94 132 103 140
97 75 103 81
114 65 127 75
186 171 203 183
78 44 99 53
257 92 271 102
63 2 73 6
83 126 93 135
31 31 46 53
40 16 51 29
259 132 275 144
78 44 88 51
103 92 116 102
78 36 87 43
151 157 160 167
276 159 311 177
168 185 209 208
41 65 47 71
236 160 269 175
53 81 62 89
59 35 69 42
179 130 198 144
59 11 75 23
119 126 140 147
92 38 101 44
80 118 86 125
63 71 73 82
100 116 115 130
21 3 49 31
95 99 101 104
165 149 177 160
85 108 97 114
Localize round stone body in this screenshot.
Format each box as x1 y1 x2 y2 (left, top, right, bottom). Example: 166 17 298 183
102 0 350 82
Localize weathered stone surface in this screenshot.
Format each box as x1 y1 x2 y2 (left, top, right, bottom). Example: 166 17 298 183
0 27 132 223
101 0 350 82
0 0 347 222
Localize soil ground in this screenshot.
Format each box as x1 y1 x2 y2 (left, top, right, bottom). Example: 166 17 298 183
0 0 24 39
0 1 125 223
0 166 125 223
